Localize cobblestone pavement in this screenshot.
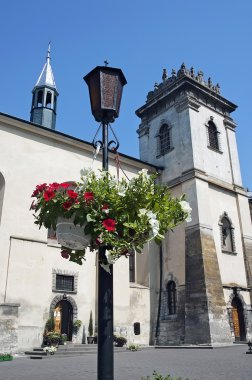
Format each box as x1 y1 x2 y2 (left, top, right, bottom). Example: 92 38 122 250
0 346 251 380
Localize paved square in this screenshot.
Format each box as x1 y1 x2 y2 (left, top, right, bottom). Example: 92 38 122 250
0 346 251 380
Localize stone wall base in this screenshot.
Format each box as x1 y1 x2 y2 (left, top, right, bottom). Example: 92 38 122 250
0 303 20 353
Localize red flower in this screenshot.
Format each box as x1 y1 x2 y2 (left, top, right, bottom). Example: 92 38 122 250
29 200 36 210
102 203 109 210
67 190 78 199
62 201 73 210
43 190 56 202
84 192 94 201
102 218 116 232
31 183 47 197
49 182 60 191
61 249 70 259
60 182 72 189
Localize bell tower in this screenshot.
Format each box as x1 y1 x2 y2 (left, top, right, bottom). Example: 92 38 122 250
30 44 58 130
136 64 252 345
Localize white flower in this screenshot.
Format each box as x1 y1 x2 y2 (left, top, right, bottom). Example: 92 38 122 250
117 183 126 196
105 250 116 265
179 200 192 222
146 211 160 237
138 208 147 216
138 169 149 177
100 263 111 274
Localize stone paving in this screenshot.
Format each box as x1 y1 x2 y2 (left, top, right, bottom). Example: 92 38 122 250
0 346 251 380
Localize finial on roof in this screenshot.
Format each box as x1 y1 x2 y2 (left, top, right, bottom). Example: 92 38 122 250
162 68 168 81
47 42 51 60
104 60 109 67
34 43 57 89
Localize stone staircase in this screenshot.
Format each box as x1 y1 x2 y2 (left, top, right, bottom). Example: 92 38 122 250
25 343 127 359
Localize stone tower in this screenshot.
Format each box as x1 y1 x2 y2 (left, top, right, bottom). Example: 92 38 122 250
30 44 58 129
136 64 252 345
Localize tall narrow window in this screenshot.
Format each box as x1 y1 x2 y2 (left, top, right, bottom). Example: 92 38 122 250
207 120 219 150
37 90 43 107
46 91 52 108
167 281 176 315
129 251 135 283
159 124 171 156
0 173 5 224
221 216 234 252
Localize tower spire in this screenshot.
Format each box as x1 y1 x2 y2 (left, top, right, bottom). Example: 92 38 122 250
30 44 59 130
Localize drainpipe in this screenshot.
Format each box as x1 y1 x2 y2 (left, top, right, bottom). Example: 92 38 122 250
155 245 163 341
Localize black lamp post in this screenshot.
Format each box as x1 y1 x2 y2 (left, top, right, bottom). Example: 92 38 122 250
84 65 127 380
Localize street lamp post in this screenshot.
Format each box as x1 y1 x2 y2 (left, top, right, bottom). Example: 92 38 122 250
84 65 127 380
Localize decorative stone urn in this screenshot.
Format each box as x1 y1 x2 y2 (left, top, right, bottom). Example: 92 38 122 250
56 216 91 250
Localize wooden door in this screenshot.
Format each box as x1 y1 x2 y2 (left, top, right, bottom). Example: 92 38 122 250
231 306 240 339
54 305 62 334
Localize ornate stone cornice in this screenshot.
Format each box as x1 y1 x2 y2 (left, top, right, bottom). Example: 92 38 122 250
175 94 201 113
136 63 237 121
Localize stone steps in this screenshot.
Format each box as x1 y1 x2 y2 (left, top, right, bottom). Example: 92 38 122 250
25 343 131 359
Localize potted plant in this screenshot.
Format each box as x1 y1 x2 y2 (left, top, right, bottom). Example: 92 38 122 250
87 311 94 344
43 331 61 347
114 334 127 347
60 333 68 345
30 169 191 268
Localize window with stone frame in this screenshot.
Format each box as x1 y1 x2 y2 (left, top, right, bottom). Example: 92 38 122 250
158 124 172 156
56 274 74 292
52 269 78 294
219 213 236 254
207 120 220 151
167 280 176 315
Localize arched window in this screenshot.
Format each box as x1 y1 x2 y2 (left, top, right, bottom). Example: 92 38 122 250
159 124 171 156
37 90 43 107
46 91 52 108
219 213 235 253
0 172 5 224
167 281 176 315
207 120 219 150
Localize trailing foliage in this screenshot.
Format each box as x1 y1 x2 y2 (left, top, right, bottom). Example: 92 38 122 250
31 169 191 265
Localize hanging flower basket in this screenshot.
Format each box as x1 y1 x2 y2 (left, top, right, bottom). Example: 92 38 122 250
30 169 191 266
56 216 90 250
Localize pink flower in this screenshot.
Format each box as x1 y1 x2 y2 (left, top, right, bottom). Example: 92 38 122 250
102 218 116 232
43 190 56 201
61 249 70 259
67 190 78 199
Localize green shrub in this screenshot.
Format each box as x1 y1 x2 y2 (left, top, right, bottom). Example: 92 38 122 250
88 311 93 336
73 319 82 329
127 343 139 351
113 335 127 347
141 371 192 380
45 317 55 332
0 353 13 361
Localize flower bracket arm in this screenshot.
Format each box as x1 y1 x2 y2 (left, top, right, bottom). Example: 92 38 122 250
92 123 120 153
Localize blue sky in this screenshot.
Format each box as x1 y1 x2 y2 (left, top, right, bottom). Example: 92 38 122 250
1 0 251 189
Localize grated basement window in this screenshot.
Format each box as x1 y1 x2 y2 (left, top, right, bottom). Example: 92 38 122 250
56 274 74 292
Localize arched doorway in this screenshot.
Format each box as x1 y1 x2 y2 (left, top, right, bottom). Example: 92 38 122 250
54 300 73 341
231 297 246 341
